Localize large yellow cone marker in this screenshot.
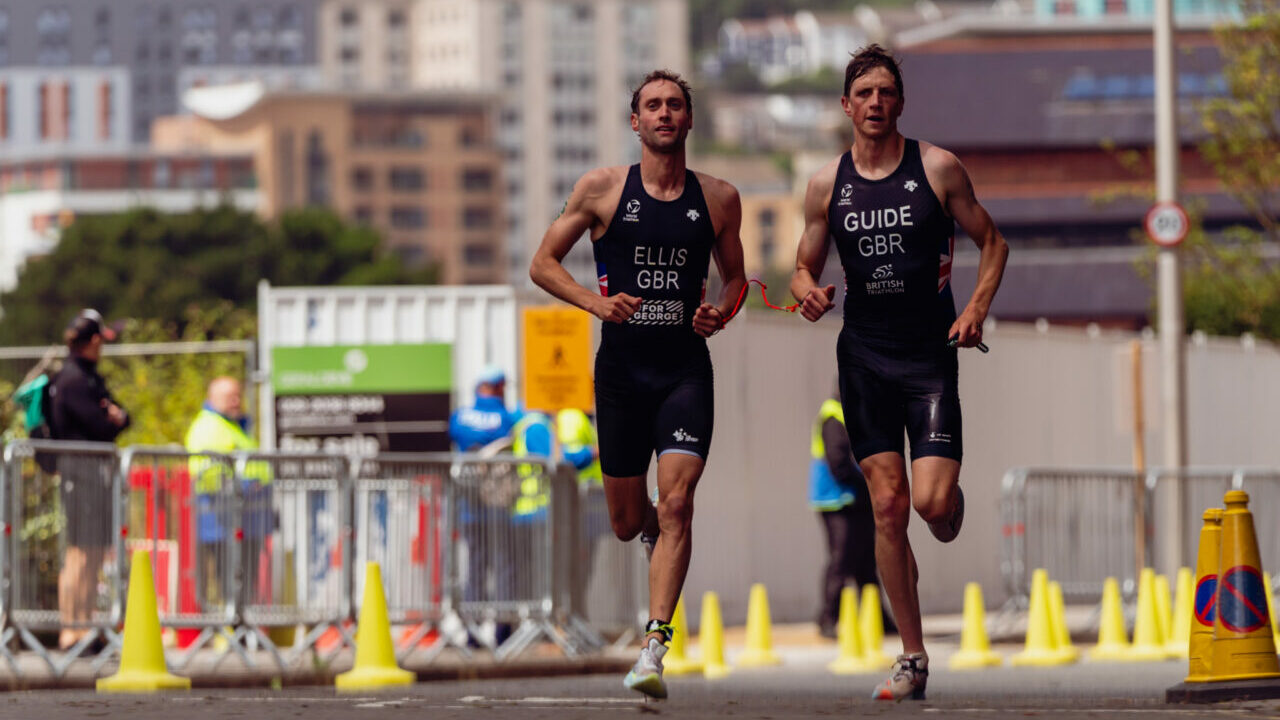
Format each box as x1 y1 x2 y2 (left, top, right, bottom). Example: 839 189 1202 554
663 595 703 676
949 582 1002 669
1089 577 1134 662
1166 567 1193 659
1265 572 1280 653
859 584 894 670
699 591 731 679
1209 490 1280 681
335 563 414 690
98 550 192 693
829 586 870 674
736 583 782 667
1185 509 1223 682
1011 569 1071 666
1049 581 1080 663
1155 574 1174 653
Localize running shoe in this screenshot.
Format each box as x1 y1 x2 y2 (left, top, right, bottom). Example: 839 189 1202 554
928 487 964 543
871 652 928 701
623 637 668 699
639 532 658 562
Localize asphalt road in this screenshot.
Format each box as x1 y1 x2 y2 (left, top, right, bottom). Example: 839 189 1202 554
4 657 1280 719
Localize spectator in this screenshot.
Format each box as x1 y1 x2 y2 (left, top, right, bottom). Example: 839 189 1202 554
47 309 129 651
449 365 519 452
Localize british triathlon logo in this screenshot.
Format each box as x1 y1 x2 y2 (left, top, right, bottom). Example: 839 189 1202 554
837 183 854 207
904 180 918 192
686 208 700 222
872 264 893 280
673 428 700 443
624 199 641 223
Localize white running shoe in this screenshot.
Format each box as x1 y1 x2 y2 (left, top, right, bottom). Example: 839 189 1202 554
928 487 964 543
871 652 928 701
639 532 658 562
623 637 668 699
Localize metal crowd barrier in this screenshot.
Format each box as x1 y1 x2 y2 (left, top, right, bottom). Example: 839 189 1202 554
1002 466 1280 609
0 441 625 680
1 440 124 677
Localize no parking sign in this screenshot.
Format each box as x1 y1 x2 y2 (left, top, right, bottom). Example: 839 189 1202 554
1217 565 1270 634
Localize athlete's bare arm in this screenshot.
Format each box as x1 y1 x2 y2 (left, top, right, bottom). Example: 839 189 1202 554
792 158 840 322
921 143 1010 347
692 174 747 337
530 167 642 324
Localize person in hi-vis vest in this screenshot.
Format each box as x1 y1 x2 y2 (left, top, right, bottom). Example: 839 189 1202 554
185 377 272 607
811 390 887 638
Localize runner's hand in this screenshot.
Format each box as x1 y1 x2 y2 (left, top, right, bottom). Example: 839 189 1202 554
593 293 643 323
692 303 725 337
947 309 984 348
799 285 836 322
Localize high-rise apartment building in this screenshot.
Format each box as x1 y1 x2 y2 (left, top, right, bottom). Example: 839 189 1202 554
0 1 320 151
319 0 690 284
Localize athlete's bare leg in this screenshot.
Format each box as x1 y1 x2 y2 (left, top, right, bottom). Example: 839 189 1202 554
646 452 704 640
604 473 659 541
863 452 962 655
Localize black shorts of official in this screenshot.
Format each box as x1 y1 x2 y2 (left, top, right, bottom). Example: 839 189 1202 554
836 330 962 463
594 343 714 478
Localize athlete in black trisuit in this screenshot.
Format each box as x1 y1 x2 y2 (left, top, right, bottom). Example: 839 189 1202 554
530 69 746 700
791 45 1009 701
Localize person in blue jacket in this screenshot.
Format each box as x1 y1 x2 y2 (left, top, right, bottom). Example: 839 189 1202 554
449 365 519 452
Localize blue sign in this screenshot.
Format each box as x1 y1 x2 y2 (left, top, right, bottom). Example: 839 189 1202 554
1194 574 1218 627
1218 566 1270 634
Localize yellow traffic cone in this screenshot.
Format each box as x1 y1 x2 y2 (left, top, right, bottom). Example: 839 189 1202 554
1049 581 1080 663
829 586 870 674
1155 574 1174 653
335 563 415 690
664 595 703 676
1011 569 1070 666
699 591 731 679
1265 572 1280 653
98 550 191 693
949 582 1002 669
859 584 893 670
1209 490 1280 680
1185 509 1223 682
736 583 782 667
1089 577 1134 662
1126 568 1170 661
1166 567 1193 659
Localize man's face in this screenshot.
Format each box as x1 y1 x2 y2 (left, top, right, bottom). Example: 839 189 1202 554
841 66 903 140
211 381 244 419
631 80 692 154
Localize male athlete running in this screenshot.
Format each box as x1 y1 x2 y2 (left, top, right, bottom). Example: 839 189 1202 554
791 45 1009 701
530 69 746 700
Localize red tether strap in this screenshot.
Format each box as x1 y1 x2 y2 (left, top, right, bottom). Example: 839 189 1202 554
722 278 800 326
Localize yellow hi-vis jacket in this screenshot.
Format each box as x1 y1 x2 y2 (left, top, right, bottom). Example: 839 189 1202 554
512 412 552 518
556 407 602 487
185 407 267 494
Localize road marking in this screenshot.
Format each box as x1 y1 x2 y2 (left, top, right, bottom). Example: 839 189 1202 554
459 696 642 706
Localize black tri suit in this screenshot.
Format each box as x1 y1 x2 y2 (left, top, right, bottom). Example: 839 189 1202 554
828 139 963 463
591 164 717 478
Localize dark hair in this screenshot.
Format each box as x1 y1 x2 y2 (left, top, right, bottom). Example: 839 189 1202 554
843 44 903 99
630 69 693 115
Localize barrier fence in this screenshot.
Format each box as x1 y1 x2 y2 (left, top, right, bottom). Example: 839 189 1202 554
0 440 647 678
1002 466 1280 608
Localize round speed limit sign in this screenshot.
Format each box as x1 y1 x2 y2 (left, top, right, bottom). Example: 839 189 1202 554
1145 201 1189 247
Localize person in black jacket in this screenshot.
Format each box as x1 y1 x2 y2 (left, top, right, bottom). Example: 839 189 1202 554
47 309 129 650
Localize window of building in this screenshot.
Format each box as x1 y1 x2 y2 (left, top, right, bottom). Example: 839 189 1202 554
350 166 373 191
389 167 424 191
394 244 425 264
279 5 300 28
388 8 405 27
464 243 495 266
353 206 373 225
459 125 482 147
158 7 172 28
340 7 358 26
390 206 426 229
306 131 330 206
0 83 8 140
462 207 493 230
341 47 359 62
153 159 171 187
461 168 493 191
234 6 250 27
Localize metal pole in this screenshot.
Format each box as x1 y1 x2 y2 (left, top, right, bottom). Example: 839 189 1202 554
1154 0 1188 575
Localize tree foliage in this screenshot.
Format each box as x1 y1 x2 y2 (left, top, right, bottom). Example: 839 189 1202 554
1181 1 1280 339
0 205 436 347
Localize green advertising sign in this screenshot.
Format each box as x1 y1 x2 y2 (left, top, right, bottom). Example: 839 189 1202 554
272 344 452 395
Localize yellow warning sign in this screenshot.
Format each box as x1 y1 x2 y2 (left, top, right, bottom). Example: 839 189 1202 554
523 306 593 412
